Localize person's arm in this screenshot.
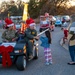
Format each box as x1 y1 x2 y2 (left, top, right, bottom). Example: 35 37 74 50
15 31 19 40
33 30 39 40
12 31 19 41
2 30 6 39
67 34 72 41
2 30 9 42
25 29 35 39
50 32 52 44
25 29 39 40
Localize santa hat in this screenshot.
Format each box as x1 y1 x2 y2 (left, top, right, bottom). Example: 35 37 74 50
5 18 14 27
45 13 49 17
26 18 36 26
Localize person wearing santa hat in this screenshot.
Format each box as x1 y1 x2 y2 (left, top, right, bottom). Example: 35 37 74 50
2 18 18 42
26 17 33 27
23 19 39 59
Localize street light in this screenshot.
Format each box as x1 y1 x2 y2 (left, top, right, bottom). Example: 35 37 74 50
22 0 30 21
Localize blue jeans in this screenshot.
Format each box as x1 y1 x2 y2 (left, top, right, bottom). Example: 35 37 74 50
69 45 75 62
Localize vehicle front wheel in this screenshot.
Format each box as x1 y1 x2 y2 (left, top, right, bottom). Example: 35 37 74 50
55 25 57 27
33 47 38 59
60 25 62 27
16 56 26 71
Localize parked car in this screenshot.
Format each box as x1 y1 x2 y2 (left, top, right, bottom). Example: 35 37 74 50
55 20 62 27
61 15 71 23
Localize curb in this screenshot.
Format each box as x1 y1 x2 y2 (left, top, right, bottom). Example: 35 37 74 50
60 38 68 50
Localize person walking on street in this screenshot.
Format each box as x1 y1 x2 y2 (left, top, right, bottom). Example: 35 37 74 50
67 29 75 65
61 27 68 44
40 30 52 65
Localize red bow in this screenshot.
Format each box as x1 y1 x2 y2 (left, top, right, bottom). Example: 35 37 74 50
0 45 14 67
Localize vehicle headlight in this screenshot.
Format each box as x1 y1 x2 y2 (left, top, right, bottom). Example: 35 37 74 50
34 41 39 46
14 50 22 53
36 43 39 46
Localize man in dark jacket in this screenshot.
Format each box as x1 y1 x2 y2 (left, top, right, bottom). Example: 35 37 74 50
24 19 39 59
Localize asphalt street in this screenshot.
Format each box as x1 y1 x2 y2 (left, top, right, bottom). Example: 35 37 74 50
0 26 75 75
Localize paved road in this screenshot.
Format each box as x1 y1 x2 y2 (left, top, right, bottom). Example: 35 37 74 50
0 27 75 75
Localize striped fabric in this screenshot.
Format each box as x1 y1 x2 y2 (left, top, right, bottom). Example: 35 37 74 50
44 48 52 63
40 24 50 28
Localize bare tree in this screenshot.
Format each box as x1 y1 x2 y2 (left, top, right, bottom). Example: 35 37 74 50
40 0 69 15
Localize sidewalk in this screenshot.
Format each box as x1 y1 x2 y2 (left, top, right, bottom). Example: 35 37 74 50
60 38 68 50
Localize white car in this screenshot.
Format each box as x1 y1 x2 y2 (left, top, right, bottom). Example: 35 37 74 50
61 15 71 22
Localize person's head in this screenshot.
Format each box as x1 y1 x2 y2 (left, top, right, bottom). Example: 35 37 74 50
5 18 14 30
40 15 44 21
45 30 51 44
29 23 36 30
8 26 14 30
45 12 49 18
29 18 36 30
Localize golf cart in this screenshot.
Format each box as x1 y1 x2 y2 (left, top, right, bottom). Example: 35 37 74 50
0 38 38 71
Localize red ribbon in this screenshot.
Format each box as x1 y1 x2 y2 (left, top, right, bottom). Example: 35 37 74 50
0 45 13 67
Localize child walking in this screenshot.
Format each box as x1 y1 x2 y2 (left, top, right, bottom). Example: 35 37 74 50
61 27 68 44
40 30 52 65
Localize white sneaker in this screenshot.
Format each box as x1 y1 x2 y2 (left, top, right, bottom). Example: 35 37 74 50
49 62 53 64
45 62 49 65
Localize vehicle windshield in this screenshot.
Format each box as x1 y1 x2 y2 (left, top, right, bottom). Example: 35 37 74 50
10 16 22 24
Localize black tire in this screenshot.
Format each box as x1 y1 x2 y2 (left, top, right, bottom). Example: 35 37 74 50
33 47 38 59
16 56 26 71
55 25 57 27
60 25 62 27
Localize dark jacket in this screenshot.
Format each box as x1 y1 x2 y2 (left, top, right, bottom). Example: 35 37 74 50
24 28 37 41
